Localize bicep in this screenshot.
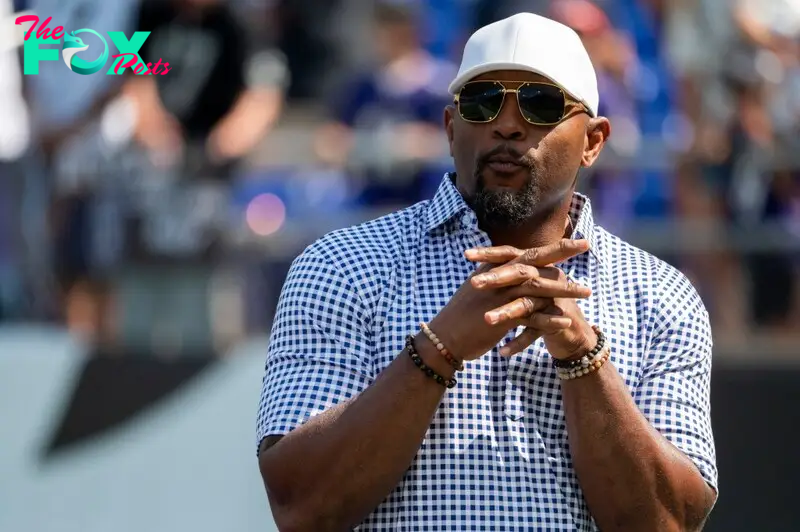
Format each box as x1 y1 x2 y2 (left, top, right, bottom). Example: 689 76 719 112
255 250 375 454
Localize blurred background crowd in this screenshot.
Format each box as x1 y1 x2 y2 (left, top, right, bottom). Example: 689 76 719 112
1 0 799 358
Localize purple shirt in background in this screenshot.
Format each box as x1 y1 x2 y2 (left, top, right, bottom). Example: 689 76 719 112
589 71 640 235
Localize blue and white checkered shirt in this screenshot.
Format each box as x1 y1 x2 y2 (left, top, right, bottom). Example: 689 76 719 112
256 174 717 530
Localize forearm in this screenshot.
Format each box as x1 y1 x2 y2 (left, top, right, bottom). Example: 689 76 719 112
733 6 775 49
207 87 282 160
259 335 454 531
561 362 714 531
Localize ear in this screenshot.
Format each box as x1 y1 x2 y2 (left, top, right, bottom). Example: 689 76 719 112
581 117 610 168
444 105 456 157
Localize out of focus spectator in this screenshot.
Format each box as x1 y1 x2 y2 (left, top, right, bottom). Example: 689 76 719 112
313 0 454 206
549 0 641 234
731 0 800 333
664 0 800 337
0 0 30 320
98 0 290 354
21 0 140 340
120 0 288 259
128 0 288 178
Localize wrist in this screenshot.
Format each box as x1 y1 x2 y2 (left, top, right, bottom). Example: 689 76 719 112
413 332 457 380
561 325 599 362
553 325 605 369
428 315 466 362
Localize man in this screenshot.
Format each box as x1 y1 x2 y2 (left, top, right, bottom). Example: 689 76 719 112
23 0 140 340
128 0 287 177
112 0 288 353
257 13 717 531
314 0 454 206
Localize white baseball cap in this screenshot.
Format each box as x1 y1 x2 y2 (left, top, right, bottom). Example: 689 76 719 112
448 12 599 117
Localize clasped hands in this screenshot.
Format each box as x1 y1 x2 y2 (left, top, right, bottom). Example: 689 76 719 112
429 239 597 363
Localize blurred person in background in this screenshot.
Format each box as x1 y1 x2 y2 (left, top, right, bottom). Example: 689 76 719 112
549 0 642 235
313 0 455 206
600 0 681 225
122 0 289 259
667 0 800 339
107 0 288 354
0 0 31 321
128 0 287 182
21 0 140 341
731 0 800 333
661 0 748 339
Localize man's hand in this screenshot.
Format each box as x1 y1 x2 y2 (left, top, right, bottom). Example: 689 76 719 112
429 239 591 363
464 242 597 360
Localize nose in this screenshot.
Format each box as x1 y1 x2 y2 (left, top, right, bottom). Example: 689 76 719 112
491 92 527 141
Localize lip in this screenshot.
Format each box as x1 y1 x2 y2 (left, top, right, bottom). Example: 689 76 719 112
487 154 524 165
486 159 525 174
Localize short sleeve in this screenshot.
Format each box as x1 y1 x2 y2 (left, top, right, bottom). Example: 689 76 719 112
633 284 718 493
255 249 376 453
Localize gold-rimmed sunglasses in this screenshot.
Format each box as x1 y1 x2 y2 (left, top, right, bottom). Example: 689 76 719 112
454 80 589 126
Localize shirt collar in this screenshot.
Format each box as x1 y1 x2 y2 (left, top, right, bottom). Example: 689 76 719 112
423 173 471 233
424 173 605 265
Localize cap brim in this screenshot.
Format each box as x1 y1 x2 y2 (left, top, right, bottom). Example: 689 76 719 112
448 62 597 117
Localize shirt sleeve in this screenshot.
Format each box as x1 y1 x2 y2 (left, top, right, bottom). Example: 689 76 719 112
633 280 718 493
255 248 376 453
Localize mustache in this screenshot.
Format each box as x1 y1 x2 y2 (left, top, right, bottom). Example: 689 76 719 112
475 144 533 174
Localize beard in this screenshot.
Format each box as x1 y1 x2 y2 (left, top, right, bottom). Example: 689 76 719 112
468 173 541 229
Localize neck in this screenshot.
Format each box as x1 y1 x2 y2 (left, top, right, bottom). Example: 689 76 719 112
483 195 575 250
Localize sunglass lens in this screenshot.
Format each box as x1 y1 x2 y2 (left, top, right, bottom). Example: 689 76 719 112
518 84 566 124
458 82 505 122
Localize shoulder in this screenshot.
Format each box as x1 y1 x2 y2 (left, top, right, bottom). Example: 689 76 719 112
291 202 427 307
594 226 708 327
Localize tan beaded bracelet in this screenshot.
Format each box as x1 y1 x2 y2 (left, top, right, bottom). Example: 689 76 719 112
420 322 464 372
556 344 611 381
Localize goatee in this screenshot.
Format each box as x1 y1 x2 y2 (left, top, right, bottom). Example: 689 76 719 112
467 173 541 229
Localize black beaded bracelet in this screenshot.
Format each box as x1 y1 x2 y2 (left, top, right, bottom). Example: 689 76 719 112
405 335 457 389
552 326 606 369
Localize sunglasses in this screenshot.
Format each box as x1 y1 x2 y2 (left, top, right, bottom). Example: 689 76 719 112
454 80 588 126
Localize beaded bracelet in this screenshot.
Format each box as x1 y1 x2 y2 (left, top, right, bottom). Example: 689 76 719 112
556 344 610 380
552 326 606 370
405 335 457 389
420 322 464 371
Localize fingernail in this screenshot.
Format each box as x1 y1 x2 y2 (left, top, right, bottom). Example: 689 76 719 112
486 312 498 324
499 346 511 356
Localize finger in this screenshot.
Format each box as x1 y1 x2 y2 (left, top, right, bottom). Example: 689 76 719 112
471 263 540 289
473 265 591 298
484 297 549 325
528 312 573 331
499 328 541 357
465 239 588 266
518 239 590 267
514 275 592 299
464 245 523 264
